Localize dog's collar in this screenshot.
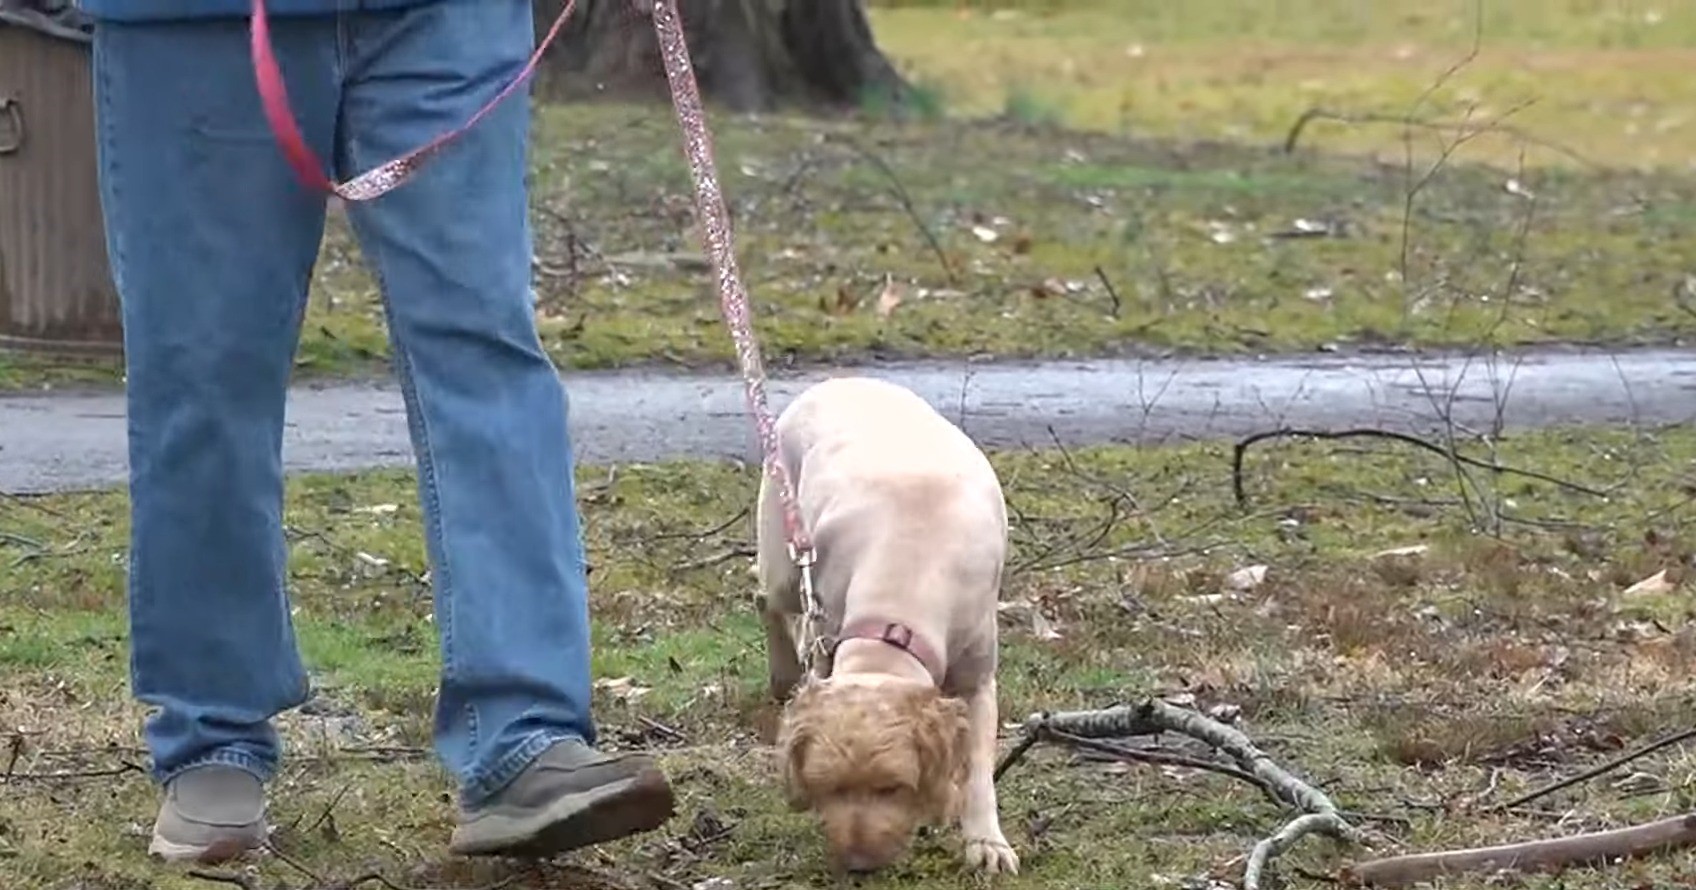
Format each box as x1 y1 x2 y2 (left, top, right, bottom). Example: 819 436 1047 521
829 618 945 686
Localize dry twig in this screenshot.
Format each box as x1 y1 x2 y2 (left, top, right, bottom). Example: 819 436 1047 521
1492 726 1696 812
1282 107 1599 169
187 871 260 890
0 760 144 783
1046 729 1284 807
1232 426 1607 509
1092 264 1123 318
671 545 756 572
828 134 958 284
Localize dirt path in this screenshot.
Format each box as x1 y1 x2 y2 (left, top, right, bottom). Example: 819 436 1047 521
3 346 1692 494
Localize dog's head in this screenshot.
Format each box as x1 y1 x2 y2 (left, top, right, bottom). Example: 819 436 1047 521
776 676 970 873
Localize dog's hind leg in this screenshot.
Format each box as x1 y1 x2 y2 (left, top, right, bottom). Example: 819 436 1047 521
755 472 806 702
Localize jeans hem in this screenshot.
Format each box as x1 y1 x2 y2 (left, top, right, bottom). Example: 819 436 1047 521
459 730 583 808
156 748 276 787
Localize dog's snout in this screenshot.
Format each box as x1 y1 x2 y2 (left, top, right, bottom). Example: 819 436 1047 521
837 839 902 874
827 810 906 874
840 850 884 873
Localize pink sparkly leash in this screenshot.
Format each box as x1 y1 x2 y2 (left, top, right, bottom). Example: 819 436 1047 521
249 0 827 661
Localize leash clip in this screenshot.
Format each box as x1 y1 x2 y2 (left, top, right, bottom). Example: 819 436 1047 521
0 98 23 156
788 543 820 615
789 543 831 674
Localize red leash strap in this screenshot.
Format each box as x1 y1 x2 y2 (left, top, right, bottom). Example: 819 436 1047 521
248 0 579 202
648 1 815 566
248 0 819 592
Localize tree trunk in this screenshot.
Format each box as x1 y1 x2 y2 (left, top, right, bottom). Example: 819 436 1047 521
529 0 913 114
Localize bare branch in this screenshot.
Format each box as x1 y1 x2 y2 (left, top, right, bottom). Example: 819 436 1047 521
0 761 144 783
1493 726 1696 812
1092 265 1123 318
828 134 958 284
186 871 260 890
670 545 756 572
1342 812 1696 888
1282 108 1598 169
996 699 1369 889
1248 812 1357 890
1046 729 1284 807
1232 427 1608 510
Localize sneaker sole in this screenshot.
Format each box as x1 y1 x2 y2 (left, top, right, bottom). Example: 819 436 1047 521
449 766 677 858
148 831 266 865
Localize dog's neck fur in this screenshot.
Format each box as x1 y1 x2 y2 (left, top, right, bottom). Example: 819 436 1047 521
830 635 940 686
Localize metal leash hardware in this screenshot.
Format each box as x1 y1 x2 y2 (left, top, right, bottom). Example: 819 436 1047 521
0 97 23 155
649 0 827 673
249 0 581 201
789 540 831 675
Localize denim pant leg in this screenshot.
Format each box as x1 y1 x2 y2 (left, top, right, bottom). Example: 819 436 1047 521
93 16 342 784
336 0 598 806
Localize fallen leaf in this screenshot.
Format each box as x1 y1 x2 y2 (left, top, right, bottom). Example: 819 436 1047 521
1623 569 1675 597
1207 703 1242 724
1224 564 1268 592
1610 771 1665 794
1030 610 1064 641
594 676 651 702
823 284 860 316
1030 278 1067 300
875 275 904 319
1011 232 1034 254
1205 221 1237 244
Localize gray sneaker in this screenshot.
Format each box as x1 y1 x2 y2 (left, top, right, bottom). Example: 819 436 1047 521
448 739 675 857
148 765 269 863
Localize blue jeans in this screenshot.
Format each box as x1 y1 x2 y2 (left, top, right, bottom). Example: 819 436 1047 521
92 0 598 806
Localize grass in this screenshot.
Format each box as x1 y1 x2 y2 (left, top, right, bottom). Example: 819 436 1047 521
871 0 1696 170
5 424 1696 888
9 2 1696 391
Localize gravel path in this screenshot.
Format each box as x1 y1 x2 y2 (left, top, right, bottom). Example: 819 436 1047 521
3 346 1692 494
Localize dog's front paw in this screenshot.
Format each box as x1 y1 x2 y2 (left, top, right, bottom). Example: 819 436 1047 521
963 835 1019 875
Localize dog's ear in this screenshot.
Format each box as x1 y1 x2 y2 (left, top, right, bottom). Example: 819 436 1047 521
776 684 822 811
912 692 971 824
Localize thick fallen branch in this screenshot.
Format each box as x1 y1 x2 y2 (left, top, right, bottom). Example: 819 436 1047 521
995 698 1369 890
1341 812 1696 888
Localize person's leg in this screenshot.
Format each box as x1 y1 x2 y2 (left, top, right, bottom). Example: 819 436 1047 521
92 13 340 862
334 0 672 855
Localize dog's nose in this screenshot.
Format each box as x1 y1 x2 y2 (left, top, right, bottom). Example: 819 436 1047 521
839 850 887 873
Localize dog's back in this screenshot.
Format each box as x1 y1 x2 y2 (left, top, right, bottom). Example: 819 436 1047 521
765 377 1007 662
777 376 996 494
